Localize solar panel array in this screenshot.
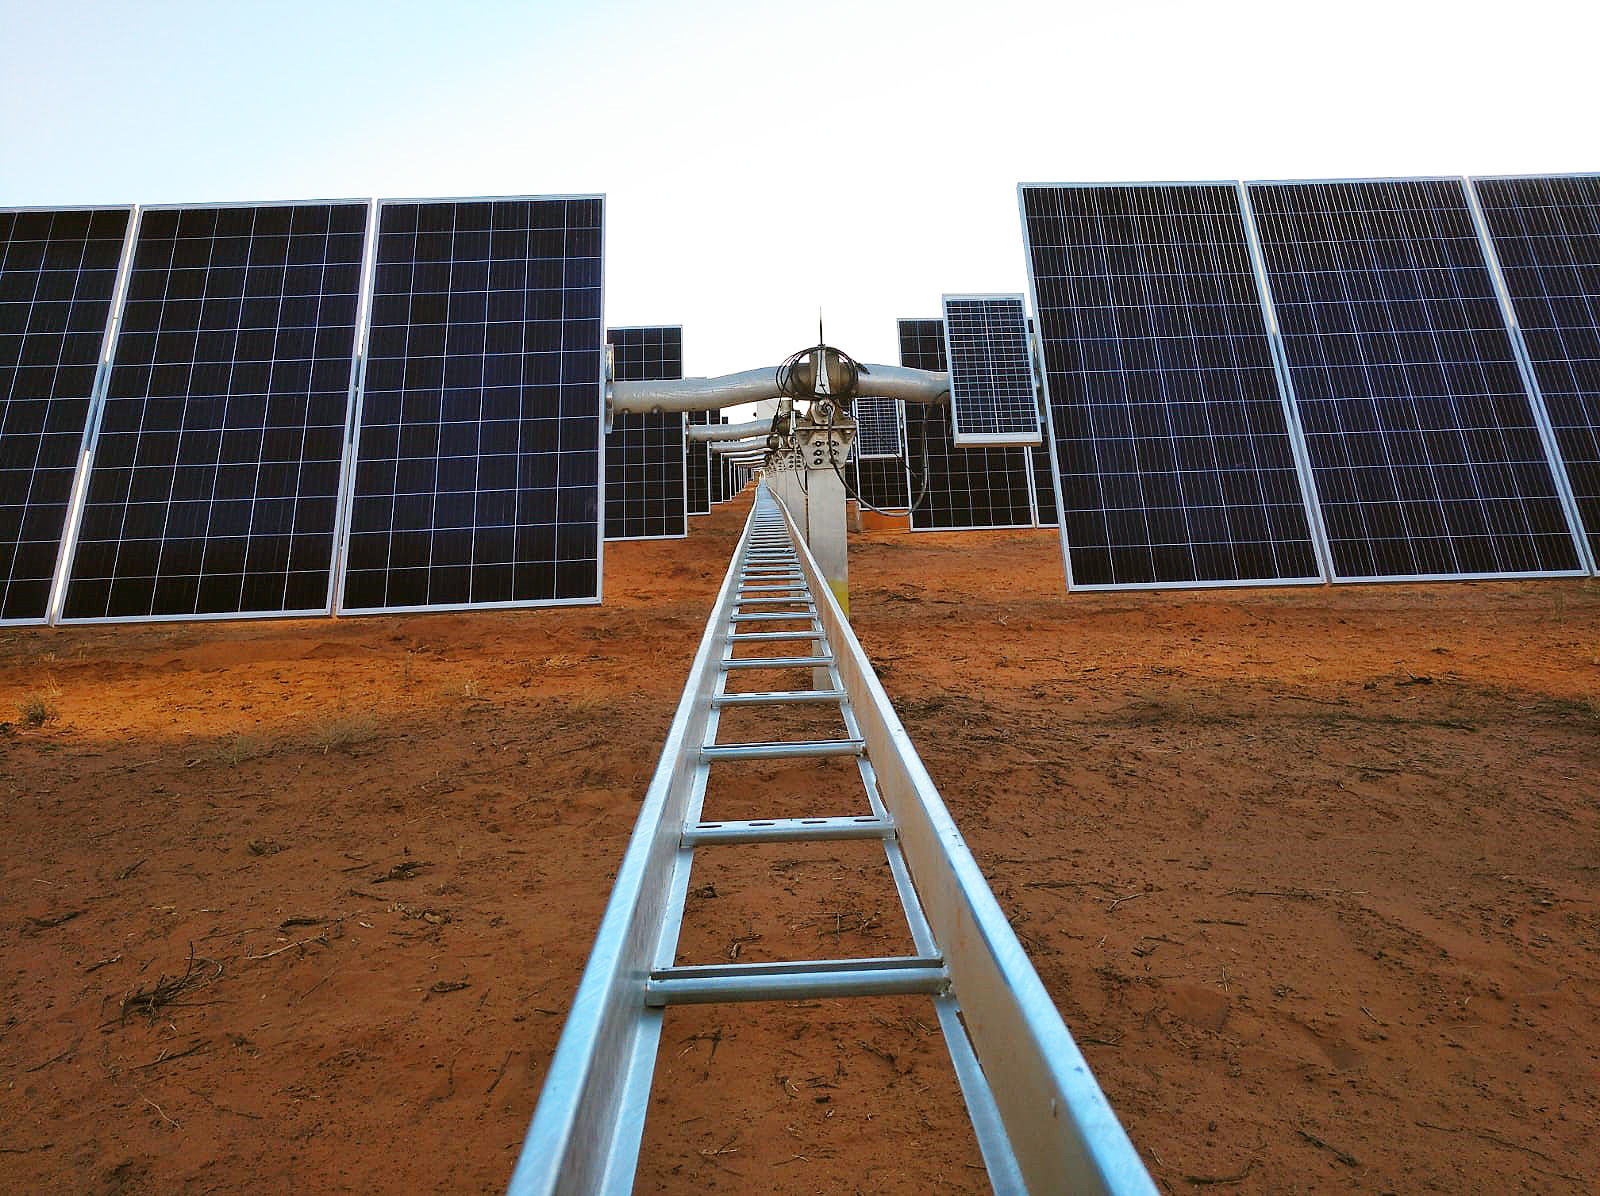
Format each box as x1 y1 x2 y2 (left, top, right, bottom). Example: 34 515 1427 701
1 207 130 624
686 409 713 515
710 415 731 503
605 326 685 541
899 318 1037 530
62 202 367 621
1472 174 1600 567
340 197 604 613
1248 179 1582 580
941 295 1041 446
1020 183 1323 587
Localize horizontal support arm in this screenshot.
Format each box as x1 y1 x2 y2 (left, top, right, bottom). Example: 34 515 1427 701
611 363 949 416
688 418 772 443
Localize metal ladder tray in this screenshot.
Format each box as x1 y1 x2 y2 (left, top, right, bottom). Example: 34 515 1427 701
509 483 1155 1194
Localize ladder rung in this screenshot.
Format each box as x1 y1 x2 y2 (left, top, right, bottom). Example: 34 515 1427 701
730 611 816 622
736 596 813 606
739 583 807 592
682 815 893 846
720 654 831 669
712 688 844 705
700 737 863 762
645 955 947 1006
727 630 819 641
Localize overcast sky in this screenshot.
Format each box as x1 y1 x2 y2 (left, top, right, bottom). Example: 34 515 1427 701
3 0 1594 379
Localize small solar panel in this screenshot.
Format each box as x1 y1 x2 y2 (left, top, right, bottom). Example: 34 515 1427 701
899 318 1036 530
686 409 713 516
1020 183 1323 587
853 395 902 458
341 196 603 613
1248 178 1584 580
941 294 1041 447
0 207 130 624
1472 174 1600 570
61 202 367 622
605 326 685 541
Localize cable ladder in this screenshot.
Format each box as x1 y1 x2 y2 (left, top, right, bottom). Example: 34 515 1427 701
510 483 1156 1195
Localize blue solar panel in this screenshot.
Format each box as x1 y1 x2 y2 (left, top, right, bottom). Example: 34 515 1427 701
1472 174 1600 571
61 202 367 622
941 295 1041 446
1021 183 1322 587
605 326 685 541
0 207 130 624
341 196 603 612
1248 178 1584 580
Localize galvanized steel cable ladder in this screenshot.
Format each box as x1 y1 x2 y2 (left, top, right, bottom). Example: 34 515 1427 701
510 483 1156 1195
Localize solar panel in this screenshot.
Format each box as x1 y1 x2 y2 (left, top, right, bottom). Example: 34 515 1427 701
1020 182 1323 588
852 395 902 458
0 207 130 624
1247 178 1584 580
60 201 367 622
1471 173 1600 570
855 456 910 511
711 415 730 504
686 409 713 516
899 318 1036 530
341 196 604 613
941 295 1041 446
605 326 685 541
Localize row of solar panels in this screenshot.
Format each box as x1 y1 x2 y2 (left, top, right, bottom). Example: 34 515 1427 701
858 175 1600 589
1016 175 1600 588
0 197 724 626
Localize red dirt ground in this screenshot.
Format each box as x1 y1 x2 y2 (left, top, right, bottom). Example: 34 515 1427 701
3 488 1598 1193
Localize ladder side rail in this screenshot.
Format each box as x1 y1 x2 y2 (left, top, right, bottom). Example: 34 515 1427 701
769 494 1158 1196
508 502 762 1196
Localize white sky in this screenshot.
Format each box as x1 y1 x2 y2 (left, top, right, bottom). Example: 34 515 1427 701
3 0 1594 381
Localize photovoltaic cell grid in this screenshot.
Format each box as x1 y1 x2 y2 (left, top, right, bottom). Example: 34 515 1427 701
0 207 129 623
711 415 730 503
686 409 713 515
898 318 1035 530
853 395 902 457
605 326 685 540
62 202 366 621
1473 174 1600 566
342 197 604 612
1021 183 1322 587
855 456 910 510
942 295 1041 445
1248 178 1583 579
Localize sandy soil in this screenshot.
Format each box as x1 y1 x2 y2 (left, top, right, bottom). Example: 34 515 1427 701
3 489 1598 1194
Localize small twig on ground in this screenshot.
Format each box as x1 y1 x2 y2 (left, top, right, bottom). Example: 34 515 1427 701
372 860 430 884
116 859 145 881
243 933 328 961
84 954 122 973
141 1095 180 1129
26 909 84 931
486 1049 515 1095
1194 919 1248 927
1413 1120 1555 1162
119 945 221 1024
1225 887 1366 900
1107 892 1144 913
1297 1128 1358 1167
1185 1158 1256 1185
133 1039 210 1071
